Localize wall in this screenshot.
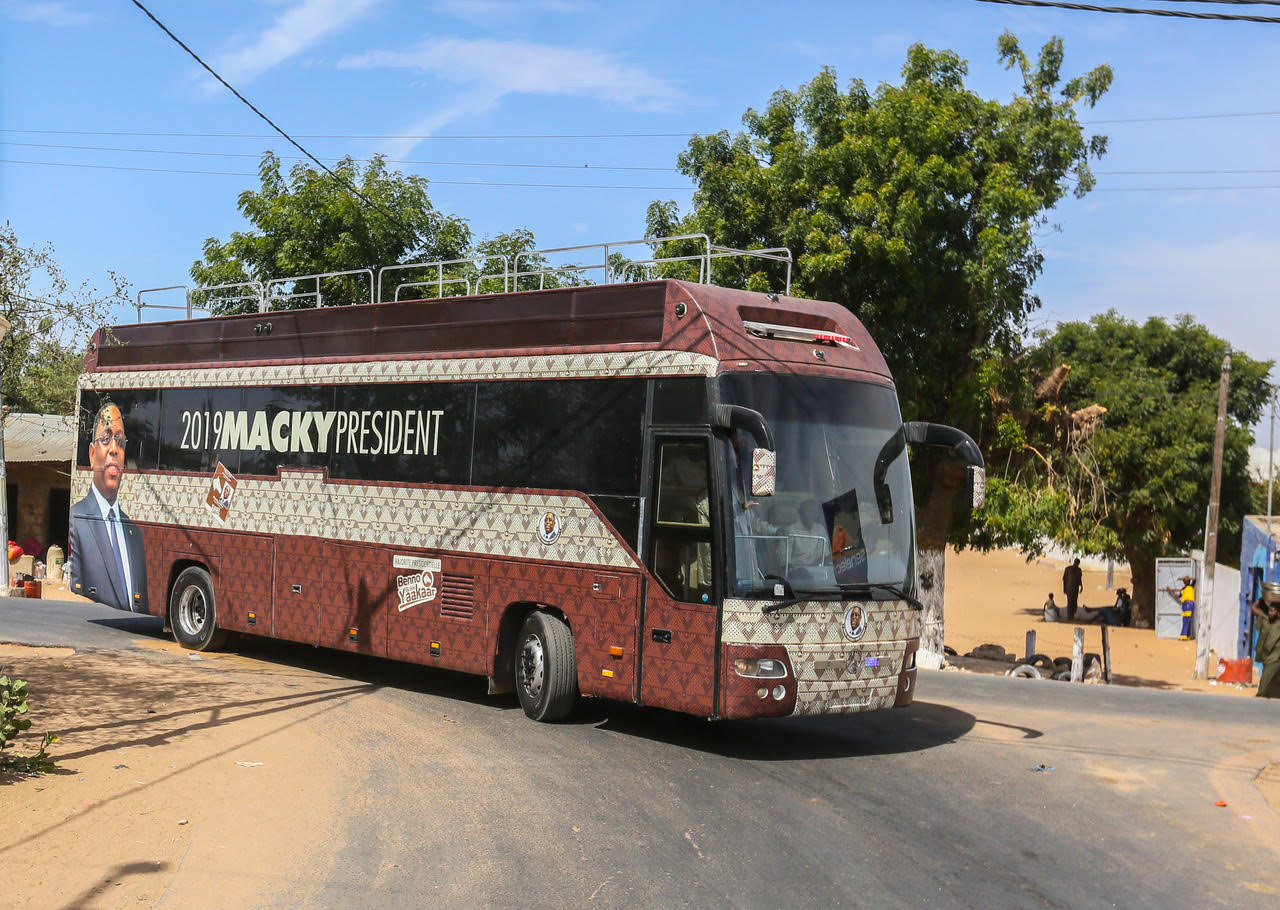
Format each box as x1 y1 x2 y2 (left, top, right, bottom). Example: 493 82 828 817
5 461 70 554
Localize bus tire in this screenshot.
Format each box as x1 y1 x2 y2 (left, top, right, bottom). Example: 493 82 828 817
515 612 577 722
169 566 228 652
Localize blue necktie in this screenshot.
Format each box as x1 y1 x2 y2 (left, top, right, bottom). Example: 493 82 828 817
107 510 129 607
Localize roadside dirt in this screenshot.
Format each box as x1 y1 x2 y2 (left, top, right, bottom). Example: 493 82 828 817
944 547 1261 696
0 641 374 909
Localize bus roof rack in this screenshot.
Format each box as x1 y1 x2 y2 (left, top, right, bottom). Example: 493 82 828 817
135 235 793 322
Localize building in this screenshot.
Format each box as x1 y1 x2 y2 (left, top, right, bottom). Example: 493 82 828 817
4 412 73 556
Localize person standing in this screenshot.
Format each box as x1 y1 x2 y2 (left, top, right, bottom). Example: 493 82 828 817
1250 597 1280 698
1176 576 1196 641
1062 558 1083 621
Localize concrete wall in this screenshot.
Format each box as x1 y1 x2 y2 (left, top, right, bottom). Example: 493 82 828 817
5 460 70 553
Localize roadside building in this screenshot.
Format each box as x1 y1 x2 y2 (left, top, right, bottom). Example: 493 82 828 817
1240 515 1280 672
4 412 74 557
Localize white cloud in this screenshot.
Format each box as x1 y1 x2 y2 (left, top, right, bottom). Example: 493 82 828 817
5 1 99 26
339 36 684 112
431 0 584 21
375 87 506 161
211 0 382 86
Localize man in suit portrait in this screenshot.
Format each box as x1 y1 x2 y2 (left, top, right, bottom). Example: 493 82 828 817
68 402 149 612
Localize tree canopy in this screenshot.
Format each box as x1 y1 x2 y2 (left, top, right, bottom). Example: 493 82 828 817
1001 313 1272 623
650 34 1110 426
0 223 128 415
191 153 472 313
648 33 1112 550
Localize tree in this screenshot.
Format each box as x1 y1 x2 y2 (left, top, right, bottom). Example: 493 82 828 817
0 223 129 416
647 34 1112 659
192 154 472 313
1028 313 1272 626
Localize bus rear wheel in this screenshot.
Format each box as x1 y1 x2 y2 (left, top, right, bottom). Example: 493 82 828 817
169 566 228 651
515 612 577 721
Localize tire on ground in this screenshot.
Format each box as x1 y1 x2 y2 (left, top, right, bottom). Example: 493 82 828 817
1027 654 1054 669
169 566 229 651
515 611 578 721
1007 664 1042 679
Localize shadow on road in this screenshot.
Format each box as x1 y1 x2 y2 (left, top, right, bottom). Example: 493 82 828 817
579 698 978 760
87 614 166 637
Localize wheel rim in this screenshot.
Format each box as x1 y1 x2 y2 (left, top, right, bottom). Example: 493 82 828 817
518 633 545 700
177 584 208 638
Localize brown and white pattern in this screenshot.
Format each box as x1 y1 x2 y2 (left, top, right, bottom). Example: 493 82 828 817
80 349 720 391
73 468 636 568
721 598 920 647
721 598 919 715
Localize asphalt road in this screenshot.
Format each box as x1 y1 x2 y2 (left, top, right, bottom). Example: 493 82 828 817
4 595 1279 909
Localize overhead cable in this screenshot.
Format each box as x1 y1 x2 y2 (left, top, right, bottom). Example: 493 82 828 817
129 1 420 236
974 0 1280 21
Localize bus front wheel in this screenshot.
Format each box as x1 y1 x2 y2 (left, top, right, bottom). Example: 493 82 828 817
515 612 577 721
169 566 228 651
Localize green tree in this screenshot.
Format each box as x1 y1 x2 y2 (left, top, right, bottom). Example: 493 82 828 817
0 223 128 415
647 34 1112 658
1028 313 1272 625
192 153 472 313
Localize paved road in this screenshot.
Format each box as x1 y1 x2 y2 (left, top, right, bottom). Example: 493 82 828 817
4 595 1279 909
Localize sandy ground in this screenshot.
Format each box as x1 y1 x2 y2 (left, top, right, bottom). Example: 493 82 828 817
0 639 374 909
944 547 1260 696
2 549 1271 908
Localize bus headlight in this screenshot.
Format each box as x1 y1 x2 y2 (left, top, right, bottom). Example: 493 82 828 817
734 657 787 678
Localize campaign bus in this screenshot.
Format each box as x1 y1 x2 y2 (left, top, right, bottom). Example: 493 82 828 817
70 241 983 721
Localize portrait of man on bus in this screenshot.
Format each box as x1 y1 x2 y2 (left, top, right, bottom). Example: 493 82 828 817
68 401 149 613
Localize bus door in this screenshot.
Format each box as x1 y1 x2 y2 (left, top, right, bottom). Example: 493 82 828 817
639 436 719 715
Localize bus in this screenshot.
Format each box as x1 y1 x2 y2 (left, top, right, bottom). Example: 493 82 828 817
70 243 983 721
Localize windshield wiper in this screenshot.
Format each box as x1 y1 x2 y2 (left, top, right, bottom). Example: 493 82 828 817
841 582 924 611
760 574 802 614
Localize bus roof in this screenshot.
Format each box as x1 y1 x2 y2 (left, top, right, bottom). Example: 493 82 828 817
87 279 891 383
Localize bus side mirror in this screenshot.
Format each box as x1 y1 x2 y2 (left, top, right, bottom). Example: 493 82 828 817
751 448 776 497
713 404 777 497
968 464 986 511
899 422 986 514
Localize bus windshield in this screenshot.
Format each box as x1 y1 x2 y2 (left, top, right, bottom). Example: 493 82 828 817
720 374 915 599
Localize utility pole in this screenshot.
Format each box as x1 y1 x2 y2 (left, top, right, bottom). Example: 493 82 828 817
1195 347 1231 680
0 313 10 591
1268 387 1276 538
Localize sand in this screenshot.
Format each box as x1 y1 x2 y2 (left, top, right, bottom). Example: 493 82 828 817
943 547 1258 696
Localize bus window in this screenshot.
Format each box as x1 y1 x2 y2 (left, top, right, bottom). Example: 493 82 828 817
650 440 713 603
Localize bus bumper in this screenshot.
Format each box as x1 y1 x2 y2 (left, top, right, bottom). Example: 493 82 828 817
721 636 920 718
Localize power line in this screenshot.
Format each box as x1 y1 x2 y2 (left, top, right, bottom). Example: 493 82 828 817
0 158 692 190
10 157 1276 193
129 1 420 236
0 139 680 172
12 141 1279 177
974 0 1280 20
1085 109 1280 123
0 128 694 141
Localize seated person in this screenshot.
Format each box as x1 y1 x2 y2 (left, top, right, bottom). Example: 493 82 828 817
789 499 829 569
1043 593 1060 622
1113 588 1132 626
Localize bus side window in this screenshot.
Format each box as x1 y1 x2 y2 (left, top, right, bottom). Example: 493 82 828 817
650 441 713 604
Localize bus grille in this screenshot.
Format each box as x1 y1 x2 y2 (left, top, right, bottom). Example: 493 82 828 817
441 575 475 620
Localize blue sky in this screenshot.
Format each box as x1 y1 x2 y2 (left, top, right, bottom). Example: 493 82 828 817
2 1 1278 441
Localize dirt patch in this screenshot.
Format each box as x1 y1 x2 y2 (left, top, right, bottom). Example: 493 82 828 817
0 644 371 909
1256 762 1280 817
944 547 1256 696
